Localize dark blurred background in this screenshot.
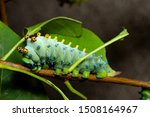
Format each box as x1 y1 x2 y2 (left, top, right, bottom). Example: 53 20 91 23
4 0 150 99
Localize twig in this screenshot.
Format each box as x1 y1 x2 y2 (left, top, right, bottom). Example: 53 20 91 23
0 0 8 25
0 60 150 89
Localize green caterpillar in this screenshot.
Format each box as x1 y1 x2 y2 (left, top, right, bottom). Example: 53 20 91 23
18 32 109 79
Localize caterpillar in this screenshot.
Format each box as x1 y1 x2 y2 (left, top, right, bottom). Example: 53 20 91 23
18 32 109 79
139 88 150 100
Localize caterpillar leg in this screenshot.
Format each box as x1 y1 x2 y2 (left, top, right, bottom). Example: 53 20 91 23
72 69 79 77
22 57 34 67
54 68 62 75
54 64 63 75
82 71 90 79
62 67 69 74
64 80 87 100
22 57 41 72
96 69 107 78
32 66 41 73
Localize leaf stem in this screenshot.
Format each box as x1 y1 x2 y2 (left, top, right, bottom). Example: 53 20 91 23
0 61 69 100
68 29 129 72
1 38 25 61
64 80 87 99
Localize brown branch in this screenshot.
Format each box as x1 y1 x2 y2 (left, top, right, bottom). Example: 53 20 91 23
0 0 8 25
1 60 150 89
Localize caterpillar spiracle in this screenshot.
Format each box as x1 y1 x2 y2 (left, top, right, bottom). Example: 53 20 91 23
18 33 109 79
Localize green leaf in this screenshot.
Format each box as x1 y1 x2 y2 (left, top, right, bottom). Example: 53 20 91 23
24 16 82 37
0 21 48 99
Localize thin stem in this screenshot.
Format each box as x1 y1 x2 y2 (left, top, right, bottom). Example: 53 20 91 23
0 61 69 100
68 29 129 72
64 80 87 99
1 38 25 60
1 60 150 89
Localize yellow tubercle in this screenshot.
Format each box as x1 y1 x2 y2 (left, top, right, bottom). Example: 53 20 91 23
17 47 23 53
18 47 28 55
45 34 50 38
68 42 72 46
83 48 86 52
31 36 36 42
54 36 58 41
61 39 65 43
37 32 41 36
75 45 79 49
23 48 28 55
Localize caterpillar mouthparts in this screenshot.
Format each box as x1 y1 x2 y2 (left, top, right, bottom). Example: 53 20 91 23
18 32 109 79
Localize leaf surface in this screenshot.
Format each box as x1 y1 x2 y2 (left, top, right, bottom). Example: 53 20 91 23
0 21 48 99
25 16 82 37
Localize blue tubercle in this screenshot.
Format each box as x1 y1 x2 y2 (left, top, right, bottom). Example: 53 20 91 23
37 45 40 50
47 45 51 48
